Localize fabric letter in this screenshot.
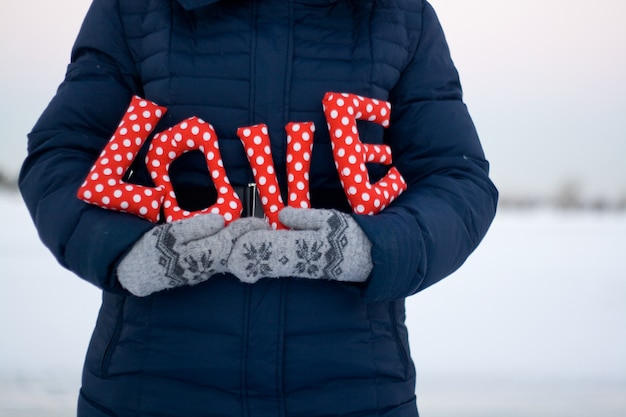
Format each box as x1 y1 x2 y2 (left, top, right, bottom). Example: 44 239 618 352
323 92 407 215
146 117 242 223
77 96 168 222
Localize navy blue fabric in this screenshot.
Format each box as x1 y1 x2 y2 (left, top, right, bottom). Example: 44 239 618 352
19 0 497 415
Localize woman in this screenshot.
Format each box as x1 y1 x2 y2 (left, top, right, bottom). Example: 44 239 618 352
19 0 498 415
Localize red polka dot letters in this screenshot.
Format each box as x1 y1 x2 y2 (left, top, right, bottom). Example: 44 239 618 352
238 123 314 229
77 93 406 225
323 92 407 215
77 96 168 222
147 118 242 223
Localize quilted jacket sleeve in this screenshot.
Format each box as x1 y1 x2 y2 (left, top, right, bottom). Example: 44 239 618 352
354 2 498 302
19 0 154 292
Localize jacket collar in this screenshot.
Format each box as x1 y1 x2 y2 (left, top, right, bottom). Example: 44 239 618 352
176 0 340 11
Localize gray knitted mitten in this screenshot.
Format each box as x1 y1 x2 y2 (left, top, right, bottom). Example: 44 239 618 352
228 207 373 284
117 214 269 296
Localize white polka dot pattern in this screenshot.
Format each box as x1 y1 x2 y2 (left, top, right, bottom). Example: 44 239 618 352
77 96 168 222
238 123 314 229
146 117 242 223
322 92 407 215
77 96 243 224
78 92 406 226
285 122 313 210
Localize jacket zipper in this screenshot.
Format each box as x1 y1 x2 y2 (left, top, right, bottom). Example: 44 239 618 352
389 300 410 372
100 297 126 378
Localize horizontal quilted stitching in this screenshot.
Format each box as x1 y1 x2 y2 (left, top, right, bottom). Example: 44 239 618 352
117 0 423 192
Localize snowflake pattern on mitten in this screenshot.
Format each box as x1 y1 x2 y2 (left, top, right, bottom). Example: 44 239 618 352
228 208 372 283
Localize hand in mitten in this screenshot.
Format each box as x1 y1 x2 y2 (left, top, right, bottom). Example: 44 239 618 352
228 207 373 284
117 214 269 296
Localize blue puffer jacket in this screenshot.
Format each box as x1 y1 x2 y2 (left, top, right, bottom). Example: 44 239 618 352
19 0 497 415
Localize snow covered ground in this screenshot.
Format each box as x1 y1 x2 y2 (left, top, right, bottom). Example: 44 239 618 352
1 193 625 416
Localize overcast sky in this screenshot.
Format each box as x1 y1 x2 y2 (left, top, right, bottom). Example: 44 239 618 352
2 0 625 201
